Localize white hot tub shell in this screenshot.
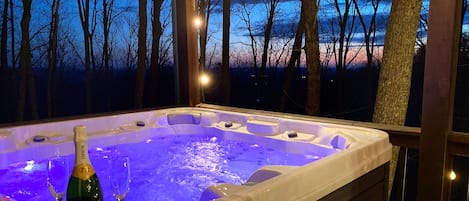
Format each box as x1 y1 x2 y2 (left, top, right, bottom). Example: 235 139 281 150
0 106 392 201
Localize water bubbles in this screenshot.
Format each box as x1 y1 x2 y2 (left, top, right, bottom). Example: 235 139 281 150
1 133 320 200
209 137 217 142
304 155 321 160
22 160 36 172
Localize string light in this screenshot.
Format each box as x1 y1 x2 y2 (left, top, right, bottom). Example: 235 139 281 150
449 170 456 181
200 73 210 86
194 17 202 28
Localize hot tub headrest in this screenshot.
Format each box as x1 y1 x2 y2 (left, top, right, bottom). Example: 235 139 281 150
167 113 202 125
164 111 218 126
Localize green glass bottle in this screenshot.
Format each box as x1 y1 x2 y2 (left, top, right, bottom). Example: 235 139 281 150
66 125 103 201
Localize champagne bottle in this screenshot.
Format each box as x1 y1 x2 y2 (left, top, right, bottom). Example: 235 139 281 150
66 125 103 201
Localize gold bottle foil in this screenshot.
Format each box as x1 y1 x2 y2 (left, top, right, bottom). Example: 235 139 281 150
72 163 96 180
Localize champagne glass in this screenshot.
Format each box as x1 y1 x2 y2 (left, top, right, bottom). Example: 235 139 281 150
109 156 131 201
46 157 70 201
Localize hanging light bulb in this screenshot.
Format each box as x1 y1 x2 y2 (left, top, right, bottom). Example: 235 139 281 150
194 17 203 28
200 73 210 86
449 170 457 181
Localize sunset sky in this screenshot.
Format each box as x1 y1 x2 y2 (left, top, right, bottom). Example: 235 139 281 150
4 0 462 69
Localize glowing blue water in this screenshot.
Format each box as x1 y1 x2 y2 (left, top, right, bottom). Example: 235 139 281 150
0 133 321 201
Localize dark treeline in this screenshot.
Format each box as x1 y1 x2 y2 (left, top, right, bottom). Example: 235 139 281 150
0 0 174 123
0 0 468 134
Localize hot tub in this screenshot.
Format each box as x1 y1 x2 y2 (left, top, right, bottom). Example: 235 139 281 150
0 106 391 201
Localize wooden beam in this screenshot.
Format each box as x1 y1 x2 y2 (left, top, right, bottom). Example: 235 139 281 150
416 0 462 200
448 132 469 155
172 0 200 106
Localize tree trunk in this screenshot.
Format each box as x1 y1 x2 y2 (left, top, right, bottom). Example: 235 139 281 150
135 0 147 109
102 0 115 110
102 0 113 72
6 0 15 122
352 0 380 119
17 0 27 121
124 14 137 71
238 1 259 83
279 5 304 111
333 0 353 113
372 0 422 198
17 0 38 121
47 0 60 118
9 0 14 70
373 0 422 125
260 0 278 77
303 0 321 116
89 0 98 72
149 0 163 106
259 0 279 102
222 0 231 105
1 0 7 70
0 0 8 121
77 0 93 113
198 0 209 72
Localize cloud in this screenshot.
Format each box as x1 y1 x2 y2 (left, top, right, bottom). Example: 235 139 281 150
230 0 298 6
211 0 299 13
213 0 469 46
344 32 386 45
234 16 299 38
236 6 390 42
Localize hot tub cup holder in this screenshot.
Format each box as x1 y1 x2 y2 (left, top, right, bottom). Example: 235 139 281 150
32 135 47 142
287 131 298 138
280 130 315 141
27 135 68 145
136 121 146 127
120 121 147 131
26 135 49 144
216 121 242 129
225 121 233 128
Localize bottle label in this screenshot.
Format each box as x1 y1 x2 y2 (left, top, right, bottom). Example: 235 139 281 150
72 163 96 180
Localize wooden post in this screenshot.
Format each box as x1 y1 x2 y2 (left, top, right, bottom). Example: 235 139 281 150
416 0 462 200
172 0 200 106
